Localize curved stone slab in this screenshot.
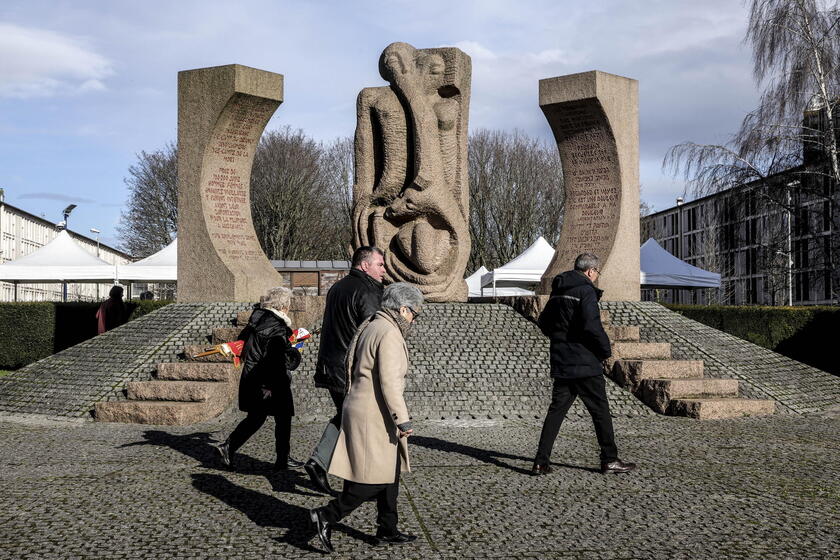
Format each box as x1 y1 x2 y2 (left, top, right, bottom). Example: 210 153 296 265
537 71 640 301
177 64 284 302
353 42 471 302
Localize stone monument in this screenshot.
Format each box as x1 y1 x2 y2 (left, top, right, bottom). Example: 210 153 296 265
353 42 471 302
538 71 640 301
177 64 285 302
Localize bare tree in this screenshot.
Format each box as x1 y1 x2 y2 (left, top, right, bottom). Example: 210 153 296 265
319 136 355 258
119 130 353 261
665 0 840 302
117 143 178 257
468 129 565 272
250 127 351 260
665 0 839 196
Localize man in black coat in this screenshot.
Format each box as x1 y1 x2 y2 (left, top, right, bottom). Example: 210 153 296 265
532 253 636 475
304 246 385 494
214 287 303 471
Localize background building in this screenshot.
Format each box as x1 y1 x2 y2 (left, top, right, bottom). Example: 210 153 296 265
642 169 838 306
0 192 132 302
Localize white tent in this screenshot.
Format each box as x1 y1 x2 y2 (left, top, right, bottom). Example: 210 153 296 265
0 230 116 282
479 237 556 296
118 239 177 282
465 266 489 297
640 238 721 288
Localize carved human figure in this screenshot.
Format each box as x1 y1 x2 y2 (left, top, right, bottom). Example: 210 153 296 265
353 42 471 302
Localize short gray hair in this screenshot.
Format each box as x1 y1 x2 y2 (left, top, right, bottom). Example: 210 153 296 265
574 253 600 272
381 282 423 312
260 286 291 311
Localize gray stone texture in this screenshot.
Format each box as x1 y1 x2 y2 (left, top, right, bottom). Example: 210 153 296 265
0 413 837 559
538 71 640 301
0 302 253 418
177 64 285 302
354 43 472 302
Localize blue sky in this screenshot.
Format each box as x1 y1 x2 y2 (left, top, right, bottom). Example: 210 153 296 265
0 0 758 252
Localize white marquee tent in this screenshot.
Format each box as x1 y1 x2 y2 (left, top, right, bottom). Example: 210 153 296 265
479 236 555 296
0 230 116 283
472 236 721 297
640 238 721 288
465 266 489 297
118 239 177 282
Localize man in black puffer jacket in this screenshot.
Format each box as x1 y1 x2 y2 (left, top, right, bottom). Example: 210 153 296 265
304 246 385 494
532 253 636 475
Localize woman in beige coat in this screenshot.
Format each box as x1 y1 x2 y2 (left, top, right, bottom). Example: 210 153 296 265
310 282 423 553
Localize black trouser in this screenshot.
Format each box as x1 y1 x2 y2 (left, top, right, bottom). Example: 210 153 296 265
535 375 618 465
310 389 345 470
228 412 292 462
321 456 401 536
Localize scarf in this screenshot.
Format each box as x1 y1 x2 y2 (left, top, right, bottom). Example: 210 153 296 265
266 308 293 328
383 308 412 337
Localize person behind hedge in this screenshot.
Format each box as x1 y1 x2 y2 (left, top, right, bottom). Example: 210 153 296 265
310 282 422 553
96 285 128 335
214 286 304 471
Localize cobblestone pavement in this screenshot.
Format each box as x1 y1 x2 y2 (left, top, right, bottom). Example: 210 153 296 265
0 411 837 559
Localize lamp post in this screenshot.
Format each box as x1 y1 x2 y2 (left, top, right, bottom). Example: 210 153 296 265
90 228 101 300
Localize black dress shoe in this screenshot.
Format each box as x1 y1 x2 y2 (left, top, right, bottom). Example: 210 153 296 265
601 459 636 474
376 531 417 545
305 459 335 495
309 508 334 553
531 463 554 475
275 457 305 470
214 441 231 468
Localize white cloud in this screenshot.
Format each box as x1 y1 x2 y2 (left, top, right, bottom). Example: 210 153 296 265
452 41 497 61
0 23 113 98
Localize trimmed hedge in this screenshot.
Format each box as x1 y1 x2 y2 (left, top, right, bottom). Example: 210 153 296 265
0 300 173 370
666 304 840 376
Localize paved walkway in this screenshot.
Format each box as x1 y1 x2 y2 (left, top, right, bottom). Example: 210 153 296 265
0 411 838 559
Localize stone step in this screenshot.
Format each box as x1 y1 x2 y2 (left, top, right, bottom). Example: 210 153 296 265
609 359 705 392
236 310 253 326
600 310 610 325
212 327 243 344
95 399 229 425
156 362 235 381
638 378 740 414
605 325 640 342
126 380 225 402
611 342 671 360
668 398 777 420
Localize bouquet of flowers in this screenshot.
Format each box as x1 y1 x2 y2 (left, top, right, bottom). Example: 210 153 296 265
289 328 314 351
191 340 246 367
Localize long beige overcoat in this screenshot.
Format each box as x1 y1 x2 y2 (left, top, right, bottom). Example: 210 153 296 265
328 310 411 484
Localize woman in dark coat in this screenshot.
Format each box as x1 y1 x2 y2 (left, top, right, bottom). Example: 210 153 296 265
96 285 128 334
214 287 303 470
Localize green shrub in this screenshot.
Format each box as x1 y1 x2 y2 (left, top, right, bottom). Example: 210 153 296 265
0 302 55 370
667 304 840 376
0 300 174 370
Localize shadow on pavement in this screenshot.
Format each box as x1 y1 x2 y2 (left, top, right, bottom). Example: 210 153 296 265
410 435 534 475
193 474 379 552
123 430 323 496
192 473 321 553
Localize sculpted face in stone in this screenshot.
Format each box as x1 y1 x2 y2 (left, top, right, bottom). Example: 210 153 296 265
354 42 472 302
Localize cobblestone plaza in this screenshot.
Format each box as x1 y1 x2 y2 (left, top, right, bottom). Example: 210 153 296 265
0 411 837 559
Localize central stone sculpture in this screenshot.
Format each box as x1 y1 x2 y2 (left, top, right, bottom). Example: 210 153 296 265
353 42 471 302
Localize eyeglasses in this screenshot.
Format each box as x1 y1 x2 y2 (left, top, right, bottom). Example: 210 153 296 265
592 268 601 275
407 306 421 319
